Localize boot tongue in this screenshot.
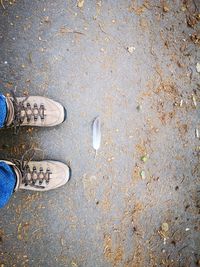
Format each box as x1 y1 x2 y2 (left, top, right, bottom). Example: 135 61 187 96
5 97 15 126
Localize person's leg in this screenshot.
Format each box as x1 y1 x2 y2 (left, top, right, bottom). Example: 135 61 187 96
0 94 7 128
0 161 16 208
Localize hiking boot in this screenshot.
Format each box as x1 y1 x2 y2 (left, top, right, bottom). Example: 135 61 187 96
1 159 71 191
5 93 67 130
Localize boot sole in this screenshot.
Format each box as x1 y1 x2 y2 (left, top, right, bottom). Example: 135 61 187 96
68 165 72 181
62 107 67 123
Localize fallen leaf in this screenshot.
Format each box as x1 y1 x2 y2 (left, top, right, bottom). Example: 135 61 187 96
161 222 169 232
163 4 170 12
141 155 148 162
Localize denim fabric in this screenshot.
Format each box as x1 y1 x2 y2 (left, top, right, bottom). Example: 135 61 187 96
0 162 16 208
0 94 7 128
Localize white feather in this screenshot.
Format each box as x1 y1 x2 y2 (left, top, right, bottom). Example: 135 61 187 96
92 116 101 155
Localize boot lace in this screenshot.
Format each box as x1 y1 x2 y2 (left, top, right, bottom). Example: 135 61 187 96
11 91 46 133
12 149 52 189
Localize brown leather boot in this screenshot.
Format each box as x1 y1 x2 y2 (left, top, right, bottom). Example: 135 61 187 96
5 94 67 129
2 159 71 191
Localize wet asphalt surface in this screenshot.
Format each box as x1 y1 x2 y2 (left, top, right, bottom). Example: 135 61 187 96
0 0 200 266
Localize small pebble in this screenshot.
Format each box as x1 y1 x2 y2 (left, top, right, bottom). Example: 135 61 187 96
195 128 199 138
127 46 135 54
181 6 186 11
136 104 142 111
77 0 84 8
196 63 200 73
192 95 197 107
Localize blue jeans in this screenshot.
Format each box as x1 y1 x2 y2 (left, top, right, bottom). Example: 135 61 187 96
0 162 16 208
0 94 7 128
0 94 16 208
